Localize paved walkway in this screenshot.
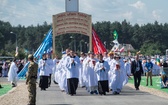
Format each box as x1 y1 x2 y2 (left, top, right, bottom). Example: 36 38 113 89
36 82 168 105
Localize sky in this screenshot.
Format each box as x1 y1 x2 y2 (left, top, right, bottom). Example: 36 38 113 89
0 0 167 27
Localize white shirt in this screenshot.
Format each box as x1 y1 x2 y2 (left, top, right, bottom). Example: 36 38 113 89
38 59 51 76
64 56 80 79
95 60 110 81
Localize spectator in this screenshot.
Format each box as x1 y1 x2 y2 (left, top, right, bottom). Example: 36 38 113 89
17 60 24 74
161 74 168 88
0 84 3 88
144 58 153 86
2 61 8 77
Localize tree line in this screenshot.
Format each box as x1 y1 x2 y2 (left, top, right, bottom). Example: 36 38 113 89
0 20 168 58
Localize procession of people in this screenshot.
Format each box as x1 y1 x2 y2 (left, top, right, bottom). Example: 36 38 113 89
1 48 167 105
4 48 166 95
32 48 158 96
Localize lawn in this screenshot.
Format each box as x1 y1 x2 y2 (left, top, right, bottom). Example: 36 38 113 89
128 76 168 93
0 84 12 96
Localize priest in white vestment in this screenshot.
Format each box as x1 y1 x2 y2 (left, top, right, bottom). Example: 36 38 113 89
8 58 18 87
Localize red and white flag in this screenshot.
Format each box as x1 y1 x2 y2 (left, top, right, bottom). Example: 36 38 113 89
92 28 107 54
119 47 125 52
114 47 119 52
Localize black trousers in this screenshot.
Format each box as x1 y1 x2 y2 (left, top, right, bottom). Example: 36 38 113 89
133 71 141 89
67 78 79 95
39 76 48 89
98 80 109 95
48 74 52 87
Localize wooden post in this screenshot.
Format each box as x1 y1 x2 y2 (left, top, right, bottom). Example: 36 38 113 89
89 15 92 51
52 16 56 59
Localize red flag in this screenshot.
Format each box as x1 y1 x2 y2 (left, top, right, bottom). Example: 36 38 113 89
92 28 107 54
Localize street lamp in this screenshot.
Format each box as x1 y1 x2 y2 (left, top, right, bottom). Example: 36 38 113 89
85 42 88 53
10 32 17 48
10 32 18 56
70 36 76 52
80 40 84 52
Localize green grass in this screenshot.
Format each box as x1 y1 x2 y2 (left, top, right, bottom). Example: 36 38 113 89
0 84 12 96
128 76 168 93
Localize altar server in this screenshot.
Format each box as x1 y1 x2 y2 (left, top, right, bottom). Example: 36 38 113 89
64 50 80 96
95 54 110 95
38 52 50 90
84 52 98 94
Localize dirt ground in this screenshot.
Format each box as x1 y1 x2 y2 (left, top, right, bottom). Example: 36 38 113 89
0 83 28 105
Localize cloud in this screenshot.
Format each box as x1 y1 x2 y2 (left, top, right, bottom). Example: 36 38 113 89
0 0 166 26
1 0 8 6
0 0 66 26
152 10 161 20
129 1 145 10
122 11 133 20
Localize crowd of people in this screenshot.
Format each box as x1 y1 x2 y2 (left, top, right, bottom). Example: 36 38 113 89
1 49 168 105
38 49 128 95
1 49 168 92
0 59 24 77
37 48 168 96
0 59 24 87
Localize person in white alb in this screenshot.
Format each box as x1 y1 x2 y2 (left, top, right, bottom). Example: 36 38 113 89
57 49 70 92
46 52 53 87
110 55 122 95
103 52 109 62
8 58 18 87
38 52 49 90
95 54 110 95
107 52 115 91
52 54 59 84
64 50 80 96
84 52 98 94
79 52 86 88
123 58 131 86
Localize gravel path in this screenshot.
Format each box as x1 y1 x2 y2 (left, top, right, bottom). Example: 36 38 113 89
0 82 168 105
0 83 28 105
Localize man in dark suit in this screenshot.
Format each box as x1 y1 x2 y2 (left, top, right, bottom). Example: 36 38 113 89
131 55 143 90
